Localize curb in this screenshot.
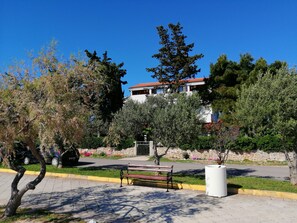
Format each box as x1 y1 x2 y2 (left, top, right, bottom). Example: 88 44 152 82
1 168 297 200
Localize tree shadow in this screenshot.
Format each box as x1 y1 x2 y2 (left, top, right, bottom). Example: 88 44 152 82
21 184 222 222
174 167 256 178
74 161 95 167
226 168 256 177
79 164 127 171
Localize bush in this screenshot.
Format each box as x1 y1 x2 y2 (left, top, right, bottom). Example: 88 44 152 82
182 151 190 159
228 136 256 152
116 138 135 151
79 136 106 149
254 134 284 152
99 152 106 157
228 134 287 153
179 136 213 151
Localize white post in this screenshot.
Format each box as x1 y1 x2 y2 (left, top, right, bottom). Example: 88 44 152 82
149 141 154 156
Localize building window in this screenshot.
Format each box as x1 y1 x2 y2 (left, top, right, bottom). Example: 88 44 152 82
131 89 149 95
178 85 184 92
152 88 164 94
190 85 201 92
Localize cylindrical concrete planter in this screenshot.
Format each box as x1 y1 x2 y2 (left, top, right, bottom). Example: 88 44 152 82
205 165 227 197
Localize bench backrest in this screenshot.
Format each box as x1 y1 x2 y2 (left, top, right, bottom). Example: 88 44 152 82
127 163 173 173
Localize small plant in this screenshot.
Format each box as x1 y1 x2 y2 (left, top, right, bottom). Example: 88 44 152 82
99 152 107 157
205 120 239 165
182 151 190 159
82 150 92 157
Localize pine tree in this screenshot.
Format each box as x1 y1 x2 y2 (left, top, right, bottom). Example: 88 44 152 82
147 23 203 92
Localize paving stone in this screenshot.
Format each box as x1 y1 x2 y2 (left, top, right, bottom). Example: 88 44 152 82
1 172 297 222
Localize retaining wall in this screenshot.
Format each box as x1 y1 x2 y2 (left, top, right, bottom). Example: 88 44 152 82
79 147 287 162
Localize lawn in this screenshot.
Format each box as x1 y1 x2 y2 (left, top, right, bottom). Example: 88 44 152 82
0 206 83 223
1 163 297 193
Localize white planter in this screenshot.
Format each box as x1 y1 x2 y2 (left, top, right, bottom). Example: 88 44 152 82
205 165 227 197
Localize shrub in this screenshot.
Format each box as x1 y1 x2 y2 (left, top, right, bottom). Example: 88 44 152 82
179 136 213 151
254 134 284 152
228 136 256 152
182 151 190 159
115 138 135 151
99 152 106 157
79 136 106 149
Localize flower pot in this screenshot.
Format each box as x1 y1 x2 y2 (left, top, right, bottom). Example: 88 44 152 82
205 165 227 197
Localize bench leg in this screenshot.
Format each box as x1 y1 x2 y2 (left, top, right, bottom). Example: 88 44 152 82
166 180 169 192
120 170 123 187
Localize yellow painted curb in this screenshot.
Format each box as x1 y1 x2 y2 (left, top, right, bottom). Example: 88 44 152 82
1 168 297 200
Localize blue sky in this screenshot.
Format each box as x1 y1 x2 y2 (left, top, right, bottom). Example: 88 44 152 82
1 0 297 96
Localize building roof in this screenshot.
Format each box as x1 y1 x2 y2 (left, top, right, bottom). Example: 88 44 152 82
129 77 206 89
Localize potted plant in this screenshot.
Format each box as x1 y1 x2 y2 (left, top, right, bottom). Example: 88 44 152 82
204 120 239 197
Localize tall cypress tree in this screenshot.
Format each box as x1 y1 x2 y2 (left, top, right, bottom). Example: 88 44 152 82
85 50 127 135
147 23 204 92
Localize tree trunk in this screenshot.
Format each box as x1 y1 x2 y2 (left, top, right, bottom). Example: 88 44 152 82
285 150 297 185
153 144 161 165
152 144 171 166
4 142 46 217
289 165 297 185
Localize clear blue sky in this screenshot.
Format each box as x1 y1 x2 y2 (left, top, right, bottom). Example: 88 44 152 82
1 0 296 96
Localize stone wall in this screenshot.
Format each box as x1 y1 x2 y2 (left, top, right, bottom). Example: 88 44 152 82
161 148 287 162
79 147 288 162
79 147 135 157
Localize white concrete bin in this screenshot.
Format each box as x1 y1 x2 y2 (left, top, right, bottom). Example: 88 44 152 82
205 165 227 197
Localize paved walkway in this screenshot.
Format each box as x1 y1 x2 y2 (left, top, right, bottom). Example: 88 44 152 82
1 172 297 222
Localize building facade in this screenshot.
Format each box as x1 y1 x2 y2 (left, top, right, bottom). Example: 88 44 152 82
128 78 213 123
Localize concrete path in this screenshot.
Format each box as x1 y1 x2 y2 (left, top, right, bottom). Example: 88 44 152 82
1 172 297 223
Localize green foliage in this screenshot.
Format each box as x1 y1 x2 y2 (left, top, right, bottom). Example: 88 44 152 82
199 54 287 124
115 138 135 151
179 136 213 151
107 93 203 151
228 135 255 152
236 67 297 149
235 67 297 184
98 151 107 157
254 134 284 153
82 50 127 136
147 23 203 92
79 136 106 149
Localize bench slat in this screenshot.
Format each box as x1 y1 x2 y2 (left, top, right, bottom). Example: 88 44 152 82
120 163 174 191
123 174 169 181
128 164 172 169
128 167 171 172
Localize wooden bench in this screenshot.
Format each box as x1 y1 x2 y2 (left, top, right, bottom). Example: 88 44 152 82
120 163 173 192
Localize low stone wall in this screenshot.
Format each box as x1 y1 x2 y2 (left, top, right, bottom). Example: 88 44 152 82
79 147 135 157
161 148 287 162
79 147 287 162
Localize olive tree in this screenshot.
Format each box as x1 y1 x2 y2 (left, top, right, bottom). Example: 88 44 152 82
107 93 203 165
0 45 88 218
235 67 297 185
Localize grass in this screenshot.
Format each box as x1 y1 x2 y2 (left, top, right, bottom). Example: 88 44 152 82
148 156 288 166
1 163 297 193
0 206 83 223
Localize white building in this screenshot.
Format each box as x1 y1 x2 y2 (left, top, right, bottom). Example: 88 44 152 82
128 78 213 123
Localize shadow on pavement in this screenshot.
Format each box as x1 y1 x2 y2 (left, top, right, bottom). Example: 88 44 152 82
79 164 127 171
74 161 95 167
226 168 255 177
22 185 221 222
174 168 256 178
